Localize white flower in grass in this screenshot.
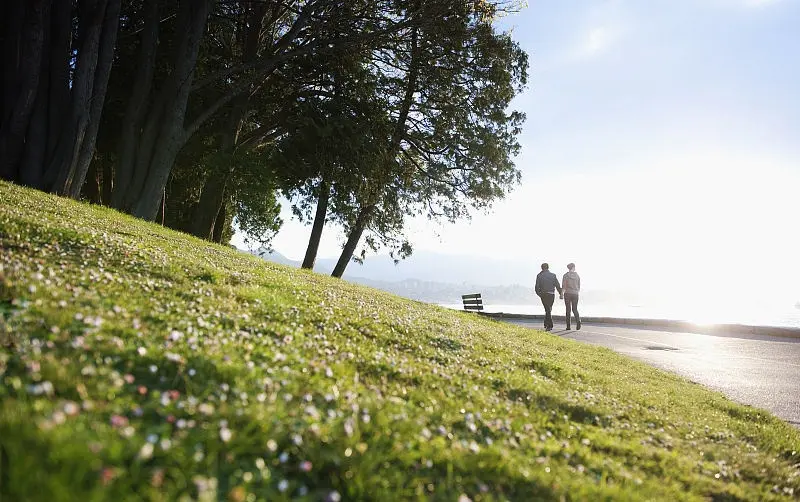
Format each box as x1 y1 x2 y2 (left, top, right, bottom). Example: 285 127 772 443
138 443 154 460
63 401 80 416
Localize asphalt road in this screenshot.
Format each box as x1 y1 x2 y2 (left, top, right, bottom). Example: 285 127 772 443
505 319 800 427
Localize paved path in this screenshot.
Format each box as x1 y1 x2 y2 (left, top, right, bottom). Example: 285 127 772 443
505 319 800 426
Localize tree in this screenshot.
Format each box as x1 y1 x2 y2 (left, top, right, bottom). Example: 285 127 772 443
110 0 422 221
330 0 528 277
2 0 529 265
262 47 391 270
0 0 121 196
110 0 212 218
170 0 408 248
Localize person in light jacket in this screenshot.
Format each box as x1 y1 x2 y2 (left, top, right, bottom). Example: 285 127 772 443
535 263 562 331
562 262 581 330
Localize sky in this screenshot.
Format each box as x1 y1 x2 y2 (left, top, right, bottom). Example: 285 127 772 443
234 0 800 305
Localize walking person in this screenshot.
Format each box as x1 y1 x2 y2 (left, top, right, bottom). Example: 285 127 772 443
535 263 562 331
562 263 581 330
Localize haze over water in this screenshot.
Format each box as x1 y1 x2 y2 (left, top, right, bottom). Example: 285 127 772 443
443 300 800 328
239 1 800 327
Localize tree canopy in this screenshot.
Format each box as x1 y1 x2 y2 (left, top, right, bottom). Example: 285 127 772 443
0 0 529 275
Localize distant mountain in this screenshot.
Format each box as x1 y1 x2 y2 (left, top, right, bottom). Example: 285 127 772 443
247 248 641 306
251 248 541 285
248 248 541 304
323 250 542 286
347 276 537 305
249 249 299 267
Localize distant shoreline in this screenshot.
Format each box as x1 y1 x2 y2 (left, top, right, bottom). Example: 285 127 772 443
438 303 800 330
470 311 800 339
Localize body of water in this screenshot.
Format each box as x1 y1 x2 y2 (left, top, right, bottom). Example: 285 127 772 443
440 300 800 328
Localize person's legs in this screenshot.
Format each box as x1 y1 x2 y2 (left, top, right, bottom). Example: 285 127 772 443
539 294 548 329
541 293 554 329
564 296 572 329
539 293 547 329
570 294 581 329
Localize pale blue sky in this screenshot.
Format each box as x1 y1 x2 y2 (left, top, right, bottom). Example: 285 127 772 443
236 0 800 301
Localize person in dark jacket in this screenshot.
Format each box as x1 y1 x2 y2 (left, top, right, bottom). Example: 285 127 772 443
535 263 562 331
562 262 581 330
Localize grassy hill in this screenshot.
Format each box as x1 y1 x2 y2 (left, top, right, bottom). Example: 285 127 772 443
0 180 798 501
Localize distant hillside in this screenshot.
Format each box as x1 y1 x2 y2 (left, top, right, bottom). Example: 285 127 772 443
250 248 299 267
346 277 537 305
251 248 537 304
251 248 542 283
249 249 648 305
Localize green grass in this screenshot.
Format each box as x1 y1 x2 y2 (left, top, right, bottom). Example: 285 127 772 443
0 180 798 502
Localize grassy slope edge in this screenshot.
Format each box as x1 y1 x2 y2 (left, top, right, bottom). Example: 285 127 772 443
0 180 798 501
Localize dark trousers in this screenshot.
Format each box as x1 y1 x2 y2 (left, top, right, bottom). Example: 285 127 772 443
564 293 580 328
539 293 555 329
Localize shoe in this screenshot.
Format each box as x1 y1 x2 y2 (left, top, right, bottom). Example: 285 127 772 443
566 326 571 330
576 321 581 330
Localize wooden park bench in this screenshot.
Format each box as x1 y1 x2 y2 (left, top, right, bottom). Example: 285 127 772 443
461 293 484 312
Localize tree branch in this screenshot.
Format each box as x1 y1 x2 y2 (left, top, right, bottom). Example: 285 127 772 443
192 17 415 92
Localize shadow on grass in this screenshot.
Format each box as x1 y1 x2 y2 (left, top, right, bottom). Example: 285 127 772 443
522 359 564 380
429 335 465 352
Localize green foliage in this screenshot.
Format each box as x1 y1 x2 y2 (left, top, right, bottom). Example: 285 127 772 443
3 182 800 502
87 0 531 261
231 151 283 249
328 1 530 265
277 74 391 222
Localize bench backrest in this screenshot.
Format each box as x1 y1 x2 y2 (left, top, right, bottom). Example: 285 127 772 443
462 293 483 311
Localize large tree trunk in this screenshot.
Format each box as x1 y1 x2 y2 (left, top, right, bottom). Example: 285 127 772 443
101 157 113 204
189 99 244 240
17 0 73 190
47 0 120 197
190 172 229 240
211 200 228 244
82 158 102 204
112 0 159 209
66 0 121 198
332 205 373 278
302 176 330 270
45 0 72 176
19 4 52 189
128 0 211 221
0 1 25 126
0 0 48 182
45 0 108 192
2 0 118 196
